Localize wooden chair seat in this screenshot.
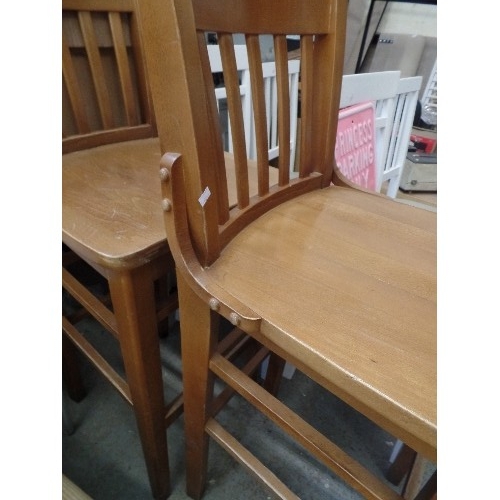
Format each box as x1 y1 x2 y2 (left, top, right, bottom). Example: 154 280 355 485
62 2 181 497
63 139 279 267
63 138 167 266
206 186 436 460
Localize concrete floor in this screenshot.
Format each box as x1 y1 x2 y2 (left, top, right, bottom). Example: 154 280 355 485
62 306 434 499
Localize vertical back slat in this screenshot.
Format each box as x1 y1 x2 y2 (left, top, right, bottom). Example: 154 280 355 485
63 1 155 153
62 35 91 134
219 33 250 208
298 35 314 177
78 11 114 129
274 35 291 186
109 12 138 126
197 32 230 222
246 35 269 196
128 9 155 132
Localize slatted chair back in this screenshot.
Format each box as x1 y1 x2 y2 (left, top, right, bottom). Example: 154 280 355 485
209 43 301 174
140 0 347 267
62 0 155 154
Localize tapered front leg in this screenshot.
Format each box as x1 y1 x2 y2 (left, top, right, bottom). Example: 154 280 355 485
108 267 170 500
177 273 219 500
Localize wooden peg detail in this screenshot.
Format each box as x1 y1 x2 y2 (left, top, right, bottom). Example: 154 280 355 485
159 167 170 182
161 198 172 212
229 312 241 326
209 298 221 311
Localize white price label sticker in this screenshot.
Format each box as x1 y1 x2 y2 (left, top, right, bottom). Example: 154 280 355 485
198 186 211 207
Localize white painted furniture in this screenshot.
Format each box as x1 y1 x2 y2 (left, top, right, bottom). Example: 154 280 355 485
339 70 422 197
420 60 437 126
340 70 400 188
382 75 422 197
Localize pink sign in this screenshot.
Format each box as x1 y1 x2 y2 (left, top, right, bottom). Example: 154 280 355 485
335 102 376 190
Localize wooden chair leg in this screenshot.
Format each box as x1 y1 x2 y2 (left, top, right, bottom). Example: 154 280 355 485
412 470 437 500
177 273 218 500
108 268 170 500
62 334 86 402
386 442 417 486
403 453 436 500
262 352 286 396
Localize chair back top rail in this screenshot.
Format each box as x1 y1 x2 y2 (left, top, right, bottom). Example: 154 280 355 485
192 0 334 34
339 71 400 109
140 0 348 267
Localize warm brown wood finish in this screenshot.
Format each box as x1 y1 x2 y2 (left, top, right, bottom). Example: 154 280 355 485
62 1 177 498
62 2 280 496
62 0 155 153
139 0 437 499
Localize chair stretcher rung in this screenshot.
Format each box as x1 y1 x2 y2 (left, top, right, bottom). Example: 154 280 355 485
206 418 300 500
211 345 269 417
62 316 132 405
216 327 248 356
165 393 184 427
63 316 175 427
62 267 118 337
209 353 402 500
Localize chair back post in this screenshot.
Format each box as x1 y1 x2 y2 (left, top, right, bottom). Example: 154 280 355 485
140 0 223 266
309 17 348 187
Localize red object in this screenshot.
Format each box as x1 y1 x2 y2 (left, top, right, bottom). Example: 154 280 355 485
410 133 437 154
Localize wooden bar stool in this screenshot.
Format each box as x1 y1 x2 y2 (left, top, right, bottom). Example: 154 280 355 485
62 3 282 498
139 0 437 498
62 1 179 498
